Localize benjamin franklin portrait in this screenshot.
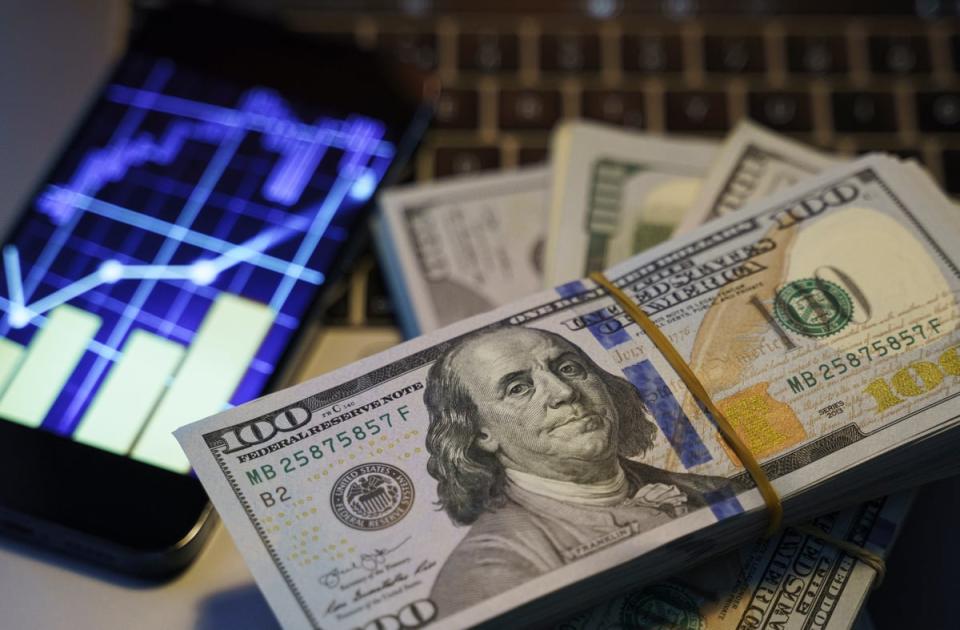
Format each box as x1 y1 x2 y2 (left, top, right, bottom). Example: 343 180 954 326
423 325 741 616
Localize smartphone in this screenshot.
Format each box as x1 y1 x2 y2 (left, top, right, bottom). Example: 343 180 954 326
0 6 431 577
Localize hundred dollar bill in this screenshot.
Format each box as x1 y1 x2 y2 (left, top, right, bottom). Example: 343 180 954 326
378 155 712 337
177 155 960 630
376 168 548 336
667 128 933 629
559 492 912 630
560 130 906 630
544 121 717 286
674 121 837 235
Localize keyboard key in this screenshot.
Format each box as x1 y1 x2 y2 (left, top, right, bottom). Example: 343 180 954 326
888 148 922 163
856 147 923 163
831 92 897 132
898 149 923 163
517 147 548 165
942 150 960 194
498 89 562 129
868 36 931 74
622 35 683 73
581 90 645 127
314 32 358 47
747 92 813 132
916 92 960 133
324 288 350 324
434 89 479 129
664 92 728 132
704 36 766 73
785 36 848 75
377 32 438 71
458 33 519 72
540 33 601 72
434 146 501 177
365 266 394 323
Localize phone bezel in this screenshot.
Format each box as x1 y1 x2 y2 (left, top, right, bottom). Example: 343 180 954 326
0 5 433 577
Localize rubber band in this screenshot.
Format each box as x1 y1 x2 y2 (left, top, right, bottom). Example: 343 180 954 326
588 271 886 583
589 271 784 537
794 524 887 589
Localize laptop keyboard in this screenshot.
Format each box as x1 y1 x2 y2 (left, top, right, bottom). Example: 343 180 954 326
281 10 960 365
293 17 955 187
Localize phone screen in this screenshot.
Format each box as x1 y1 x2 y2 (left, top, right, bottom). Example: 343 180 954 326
0 52 400 473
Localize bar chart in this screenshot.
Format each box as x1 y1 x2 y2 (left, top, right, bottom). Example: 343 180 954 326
0 54 396 472
130 294 274 470
74 329 186 456
0 306 100 427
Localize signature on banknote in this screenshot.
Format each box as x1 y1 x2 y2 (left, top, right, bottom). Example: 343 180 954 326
319 536 411 589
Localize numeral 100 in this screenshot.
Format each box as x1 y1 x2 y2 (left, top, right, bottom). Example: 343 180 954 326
865 345 960 412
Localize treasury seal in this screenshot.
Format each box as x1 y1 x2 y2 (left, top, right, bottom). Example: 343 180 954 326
620 583 704 630
774 278 853 338
331 463 414 531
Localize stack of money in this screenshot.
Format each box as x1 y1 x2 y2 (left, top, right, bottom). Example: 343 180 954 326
376 121 840 336
176 121 960 630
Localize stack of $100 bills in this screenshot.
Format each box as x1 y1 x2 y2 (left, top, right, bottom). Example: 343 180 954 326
176 121 960 630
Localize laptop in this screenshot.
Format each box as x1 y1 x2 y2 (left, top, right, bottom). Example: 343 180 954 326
285 0 960 377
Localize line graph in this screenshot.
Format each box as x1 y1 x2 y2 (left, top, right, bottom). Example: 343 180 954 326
2 227 318 328
38 81 389 226
0 54 396 468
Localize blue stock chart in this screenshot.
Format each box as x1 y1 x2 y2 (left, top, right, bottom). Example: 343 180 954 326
0 54 396 471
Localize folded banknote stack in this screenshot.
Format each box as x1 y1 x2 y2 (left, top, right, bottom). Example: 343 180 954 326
176 120 960 630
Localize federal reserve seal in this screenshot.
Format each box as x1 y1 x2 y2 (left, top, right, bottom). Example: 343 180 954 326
774 278 853 338
331 463 414 531
620 583 705 630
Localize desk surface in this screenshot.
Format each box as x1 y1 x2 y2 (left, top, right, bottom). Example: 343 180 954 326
0 526 279 630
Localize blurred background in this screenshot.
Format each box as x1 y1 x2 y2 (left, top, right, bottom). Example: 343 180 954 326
1 1 959 628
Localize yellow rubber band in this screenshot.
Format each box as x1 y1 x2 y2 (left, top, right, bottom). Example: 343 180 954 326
794 524 886 589
589 271 784 537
